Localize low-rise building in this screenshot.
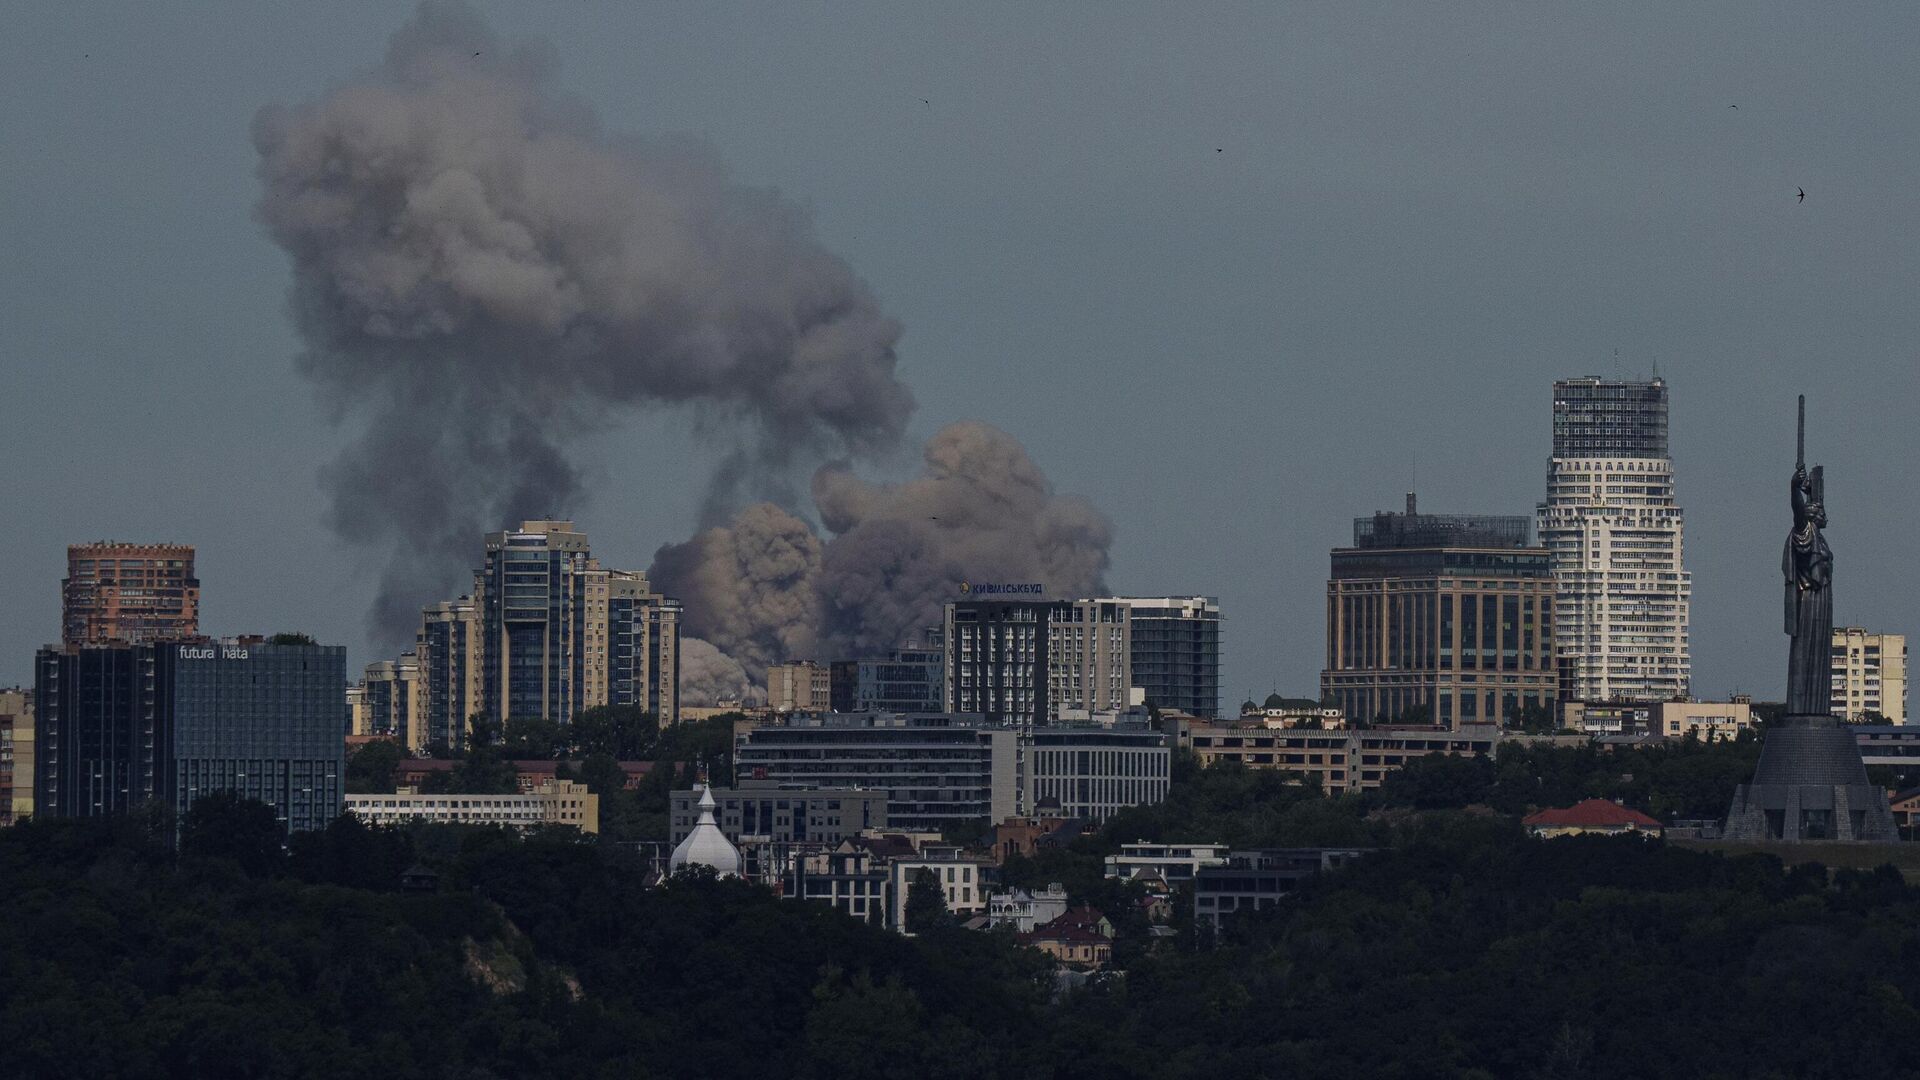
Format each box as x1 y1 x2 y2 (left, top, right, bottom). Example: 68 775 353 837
345 779 598 833
1104 842 1230 884
988 884 1070 932
1656 700 1755 741
1193 848 1371 928
1175 717 1501 794
1018 907 1115 971
395 757 654 793
1522 798 1663 838
889 848 991 931
670 784 889 848
1028 721 1170 821
789 839 890 924
991 815 1087 862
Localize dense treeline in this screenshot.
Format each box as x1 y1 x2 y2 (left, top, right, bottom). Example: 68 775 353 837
11 736 1920 1077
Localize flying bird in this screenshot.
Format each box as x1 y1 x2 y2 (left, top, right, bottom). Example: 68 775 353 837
1728 104 1738 109
920 98 929 109
473 51 481 57
1798 187 1806 202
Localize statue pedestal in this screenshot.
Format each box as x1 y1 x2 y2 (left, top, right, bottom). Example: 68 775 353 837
1724 715 1900 843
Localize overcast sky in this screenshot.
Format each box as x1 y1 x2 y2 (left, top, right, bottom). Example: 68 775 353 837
3 3 1916 704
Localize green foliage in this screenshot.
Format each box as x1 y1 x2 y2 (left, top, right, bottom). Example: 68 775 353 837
267 632 317 645
1374 737 1765 821
501 715 563 760
570 706 657 759
906 868 951 934
179 791 285 877
344 739 400 795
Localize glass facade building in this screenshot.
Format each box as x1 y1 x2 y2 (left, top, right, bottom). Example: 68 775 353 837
35 640 346 834
1551 377 1670 459
1106 596 1222 718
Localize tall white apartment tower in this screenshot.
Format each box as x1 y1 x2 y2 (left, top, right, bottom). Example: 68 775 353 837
1537 377 1692 703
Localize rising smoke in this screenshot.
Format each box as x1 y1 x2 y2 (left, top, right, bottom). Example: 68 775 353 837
254 1 912 648
653 421 1115 686
262 3 1115 697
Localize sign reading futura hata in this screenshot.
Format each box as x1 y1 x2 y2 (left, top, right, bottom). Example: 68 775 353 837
178 644 250 661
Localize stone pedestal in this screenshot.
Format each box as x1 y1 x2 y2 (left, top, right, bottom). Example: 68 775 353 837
1724 715 1899 843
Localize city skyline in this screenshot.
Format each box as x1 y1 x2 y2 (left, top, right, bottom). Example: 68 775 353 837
3 3 1917 705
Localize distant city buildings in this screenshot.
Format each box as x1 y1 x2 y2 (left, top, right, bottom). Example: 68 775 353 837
830 639 944 714
1832 627 1907 723
346 779 598 833
668 783 889 848
1538 377 1692 703
62 542 199 646
34 638 345 834
356 520 682 744
1193 848 1371 928
1321 494 1557 729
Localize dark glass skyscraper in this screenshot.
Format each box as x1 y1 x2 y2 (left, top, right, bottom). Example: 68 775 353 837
35 639 346 834
1109 596 1222 718
1550 377 1670 458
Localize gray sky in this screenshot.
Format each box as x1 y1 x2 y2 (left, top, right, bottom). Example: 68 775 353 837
3 3 1916 704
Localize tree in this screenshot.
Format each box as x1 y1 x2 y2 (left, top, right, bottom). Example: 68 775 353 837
576 753 630 797
345 740 401 794
267 632 316 645
501 715 563 760
905 868 951 934
571 705 657 759
180 791 285 877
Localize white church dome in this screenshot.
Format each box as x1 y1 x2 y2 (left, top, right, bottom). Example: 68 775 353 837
669 784 742 878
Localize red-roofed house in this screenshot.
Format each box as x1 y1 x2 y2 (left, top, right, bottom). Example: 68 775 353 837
1018 907 1115 971
1523 798 1664 839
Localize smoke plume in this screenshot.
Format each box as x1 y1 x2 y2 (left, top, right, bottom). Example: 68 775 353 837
254 1 912 648
652 421 1114 680
677 638 760 707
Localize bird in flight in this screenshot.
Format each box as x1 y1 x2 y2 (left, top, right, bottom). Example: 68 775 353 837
920 98 930 109
473 51 482 57
1728 104 1738 109
1797 187 1806 202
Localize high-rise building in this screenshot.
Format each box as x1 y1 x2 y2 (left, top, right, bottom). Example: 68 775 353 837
417 596 483 748
603 570 680 726
1832 628 1908 724
34 639 345 834
942 599 1133 726
62 542 200 645
1537 377 1692 703
1104 596 1221 718
1322 495 1557 728
1 689 33 825
362 653 425 751
480 521 596 724
768 661 832 713
471 522 680 727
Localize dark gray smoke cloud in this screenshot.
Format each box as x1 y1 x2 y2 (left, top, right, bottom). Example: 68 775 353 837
654 421 1114 679
254 1 912 648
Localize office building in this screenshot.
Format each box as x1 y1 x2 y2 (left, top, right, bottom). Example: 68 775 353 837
345 779 598 833
1322 495 1557 728
1538 377 1692 703
1 689 33 825
62 542 199 645
1175 715 1501 795
943 599 1133 726
668 783 889 848
1104 842 1230 884
768 661 832 713
1832 628 1908 724
1105 596 1222 718
735 712 1019 829
35 639 346 834
1028 722 1171 820
417 596 482 749
789 841 891 923
831 646 944 714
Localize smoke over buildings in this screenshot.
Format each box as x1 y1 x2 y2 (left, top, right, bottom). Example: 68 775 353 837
261 3 1113 693
254 1 911 649
652 421 1114 681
